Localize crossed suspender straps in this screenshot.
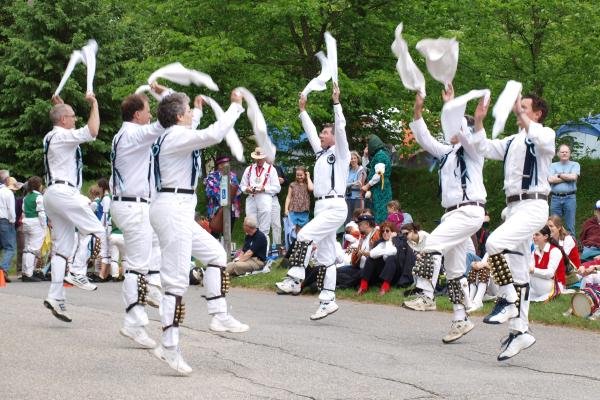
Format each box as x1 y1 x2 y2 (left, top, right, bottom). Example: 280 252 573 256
44 133 82 187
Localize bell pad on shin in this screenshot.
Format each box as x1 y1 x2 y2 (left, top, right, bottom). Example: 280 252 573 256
90 235 102 261
162 292 185 331
489 253 513 286
125 271 148 313
316 265 326 291
447 278 465 305
289 240 312 268
412 252 437 280
514 283 530 317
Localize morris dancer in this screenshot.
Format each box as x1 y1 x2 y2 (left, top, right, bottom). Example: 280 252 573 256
150 90 248 375
403 86 488 344
471 93 554 360
276 84 350 320
42 93 104 322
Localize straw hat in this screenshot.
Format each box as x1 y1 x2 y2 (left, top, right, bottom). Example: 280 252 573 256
5 177 23 191
250 147 266 160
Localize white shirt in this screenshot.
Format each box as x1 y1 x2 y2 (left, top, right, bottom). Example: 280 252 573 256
300 104 350 198
559 235 577 257
370 239 397 260
240 162 281 196
531 243 562 279
43 125 94 188
470 122 555 197
154 103 243 191
110 121 164 198
410 118 486 208
0 185 15 223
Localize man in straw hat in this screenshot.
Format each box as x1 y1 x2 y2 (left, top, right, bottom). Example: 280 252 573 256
240 147 281 237
276 83 350 320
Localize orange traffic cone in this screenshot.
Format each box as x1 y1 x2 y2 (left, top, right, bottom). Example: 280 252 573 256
63 281 73 288
0 270 6 288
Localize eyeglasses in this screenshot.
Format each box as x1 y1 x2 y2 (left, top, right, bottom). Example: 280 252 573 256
64 114 76 118
382 229 393 233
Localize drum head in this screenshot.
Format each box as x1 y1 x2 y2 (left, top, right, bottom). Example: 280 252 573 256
572 293 593 318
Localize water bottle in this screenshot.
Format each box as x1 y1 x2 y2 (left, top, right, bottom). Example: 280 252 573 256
219 174 228 207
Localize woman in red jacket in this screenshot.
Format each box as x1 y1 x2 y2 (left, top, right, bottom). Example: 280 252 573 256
529 225 566 302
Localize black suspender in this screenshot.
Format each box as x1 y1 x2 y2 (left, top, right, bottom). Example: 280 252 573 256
43 132 81 187
151 133 170 192
110 134 125 195
316 149 337 194
522 138 538 190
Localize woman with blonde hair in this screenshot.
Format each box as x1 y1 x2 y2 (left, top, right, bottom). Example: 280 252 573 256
547 214 580 279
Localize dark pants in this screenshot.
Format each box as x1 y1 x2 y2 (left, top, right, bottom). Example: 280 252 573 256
361 256 403 286
336 265 361 289
0 218 16 271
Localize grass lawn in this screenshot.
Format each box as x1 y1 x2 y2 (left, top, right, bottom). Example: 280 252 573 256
232 260 600 332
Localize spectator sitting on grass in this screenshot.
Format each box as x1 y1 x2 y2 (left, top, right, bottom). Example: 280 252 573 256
226 216 268 277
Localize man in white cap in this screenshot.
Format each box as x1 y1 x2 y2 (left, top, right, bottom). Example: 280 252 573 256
42 93 105 322
149 90 249 375
0 176 23 282
276 84 350 320
240 147 281 238
109 83 172 349
470 93 555 361
403 86 488 344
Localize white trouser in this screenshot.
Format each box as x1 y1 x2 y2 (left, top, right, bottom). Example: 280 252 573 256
486 199 548 333
147 232 162 287
581 272 600 287
416 205 485 310
44 185 104 301
111 201 155 328
289 197 347 302
71 232 91 276
22 218 45 277
109 232 126 276
245 194 272 235
150 193 228 347
100 226 110 264
270 196 282 246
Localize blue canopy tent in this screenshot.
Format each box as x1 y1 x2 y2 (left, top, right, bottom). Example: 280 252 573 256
555 114 600 158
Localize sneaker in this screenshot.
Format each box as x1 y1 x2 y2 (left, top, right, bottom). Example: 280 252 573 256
497 331 536 361
146 284 162 308
403 294 436 311
33 269 47 280
120 326 156 348
86 272 111 283
151 345 192 375
466 300 483 313
275 277 301 295
483 298 518 324
442 319 475 344
65 272 97 291
403 286 421 297
21 274 41 282
209 314 250 333
310 301 339 320
589 308 600 321
43 298 72 322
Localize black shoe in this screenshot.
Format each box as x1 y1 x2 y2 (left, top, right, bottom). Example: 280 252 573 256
2 270 11 283
87 272 111 282
33 269 46 280
112 275 124 282
21 274 41 282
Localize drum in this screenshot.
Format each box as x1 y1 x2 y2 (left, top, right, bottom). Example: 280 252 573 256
571 285 600 318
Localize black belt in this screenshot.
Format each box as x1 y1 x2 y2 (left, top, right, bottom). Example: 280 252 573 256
506 193 548 204
316 194 344 201
445 201 485 213
113 196 149 203
551 191 576 197
48 180 76 188
158 187 195 194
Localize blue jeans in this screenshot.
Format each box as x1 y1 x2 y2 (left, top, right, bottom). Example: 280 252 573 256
0 218 16 271
550 194 577 236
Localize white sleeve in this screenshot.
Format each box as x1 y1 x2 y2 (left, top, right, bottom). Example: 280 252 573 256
264 166 281 195
36 195 46 227
300 111 322 153
239 166 251 192
409 118 452 159
368 174 381 186
129 121 164 146
526 122 555 157
457 128 482 160
532 248 562 279
334 104 350 162
469 132 514 161
191 108 203 131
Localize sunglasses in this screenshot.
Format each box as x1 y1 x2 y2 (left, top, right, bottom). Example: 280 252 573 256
382 229 393 233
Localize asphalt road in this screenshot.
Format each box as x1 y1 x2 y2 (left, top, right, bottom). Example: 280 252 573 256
1 281 599 400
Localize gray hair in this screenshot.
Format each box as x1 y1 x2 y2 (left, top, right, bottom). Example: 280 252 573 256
244 215 258 229
157 92 189 128
49 104 72 125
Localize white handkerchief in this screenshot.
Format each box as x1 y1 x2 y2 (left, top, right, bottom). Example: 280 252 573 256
200 95 245 162
54 51 85 97
441 89 490 142
148 62 219 91
390 23 426 97
416 37 459 89
80 39 98 94
236 87 276 161
324 32 338 84
492 80 522 138
134 85 163 101
301 51 332 97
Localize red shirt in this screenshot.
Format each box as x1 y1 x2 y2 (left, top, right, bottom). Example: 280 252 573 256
534 244 566 286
